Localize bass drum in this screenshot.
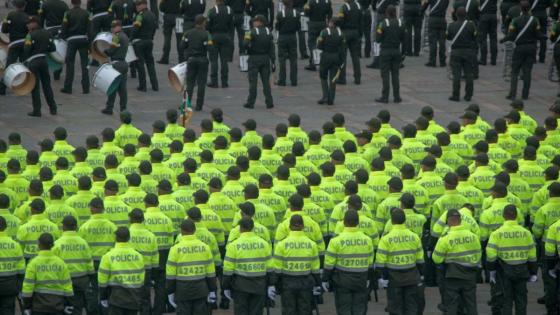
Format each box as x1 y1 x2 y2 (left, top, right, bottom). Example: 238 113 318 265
91 32 113 63
3 63 36 95
168 62 187 93
92 63 122 95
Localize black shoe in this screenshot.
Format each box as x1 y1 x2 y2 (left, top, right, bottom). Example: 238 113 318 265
327 100 334 105
366 63 379 69
375 97 388 103
275 81 286 86
60 88 72 94
222 82 229 88
152 86 159 91
354 78 361 85
439 62 446 67
157 59 169 65
394 97 402 103
243 103 254 109
506 94 514 100
49 107 57 115
219 300 229 310
27 111 41 117
137 86 147 92
207 82 219 88
538 296 545 304
464 95 472 101
425 62 436 67
305 65 316 71
83 89 89 94
449 96 460 102
266 104 274 109
101 108 113 115
336 79 346 85
479 60 487 65
318 98 327 105
490 60 497 65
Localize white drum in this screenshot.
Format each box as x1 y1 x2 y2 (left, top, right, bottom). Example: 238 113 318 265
0 22 8 49
175 17 184 33
50 39 67 64
243 15 251 31
92 32 113 63
92 63 122 95
312 49 322 65
3 63 36 96
300 15 309 32
239 55 249 72
0 48 7 72
168 62 188 93
125 45 137 63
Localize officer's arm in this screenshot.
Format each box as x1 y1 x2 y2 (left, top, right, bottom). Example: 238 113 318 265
485 232 498 271
311 245 321 285
165 248 177 294
98 256 111 301
180 33 189 56
222 243 235 289
242 30 252 54
61 264 73 303
132 14 143 38
205 245 218 292
501 19 516 42
322 239 337 282
532 208 544 239
527 236 538 276
270 244 283 285
374 238 389 279
431 237 446 265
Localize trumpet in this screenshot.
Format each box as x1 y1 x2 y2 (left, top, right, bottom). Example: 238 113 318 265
502 41 514 82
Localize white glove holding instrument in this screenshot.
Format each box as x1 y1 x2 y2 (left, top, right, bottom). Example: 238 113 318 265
378 278 389 289
489 271 497 284
312 286 322 296
267 286 276 300
100 300 109 308
168 294 177 308
528 275 538 282
321 281 330 292
207 291 217 303
224 289 233 301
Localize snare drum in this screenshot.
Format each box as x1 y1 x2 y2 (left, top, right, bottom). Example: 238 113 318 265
92 63 122 95
91 32 113 63
168 62 188 92
3 63 36 95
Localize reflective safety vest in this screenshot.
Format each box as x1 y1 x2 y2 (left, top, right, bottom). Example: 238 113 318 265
144 207 175 250
416 171 444 203
375 225 424 270
22 250 73 298
158 194 186 233
176 222 222 267
272 231 320 276
120 187 147 212
17 214 60 258
456 181 485 219
0 209 21 239
129 223 159 269
232 201 276 238
166 235 216 281
115 123 142 147
402 179 430 217
164 123 186 142
487 221 536 266
533 197 560 239
104 196 132 227
65 190 97 222
207 192 236 233
198 204 226 246
98 243 145 290
259 189 288 223
275 212 325 254
517 160 544 192
335 213 379 247
431 207 480 238
430 190 469 228
468 166 496 194
0 232 25 277
384 208 426 238
303 145 331 167
78 214 117 261
375 192 402 233
45 200 80 230
325 227 374 273
479 199 524 242
228 221 271 244
52 231 95 278
544 219 560 258
432 225 481 268
224 232 272 278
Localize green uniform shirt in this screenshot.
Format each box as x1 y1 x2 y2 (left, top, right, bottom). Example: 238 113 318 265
79 214 117 261
70 162 92 180
378 124 401 140
151 133 172 159
0 186 18 212
334 214 379 245
221 180 245 205
227 142 248 159
45 200 80 229
460 124 485 147
426 120 446 137
416 130 437 147
241 131 263 150
487 220 536 266
273 137 294 157
4 174 30 207
22 250 73 298
248 161 272 180
86 149 105 169
0 232 25 277
115 124 142 148
17 213 60 258
164 123 186 142
53 141 75 165
117 157 140 177
272 179 298 202
39 151 59 171
310 186 335 218
430 190 469 228
440 146 464 171
158 194 186 233
333 165 354 185
375 224 423 270
6 145 27 168
518 160 545 192
375 192 402 233
416 171 444 203
208 192 236 232
259 189 288 223
121 187 147 212
100 142 124 163
366 171 391 200
129 223 160 269
272 231 321 277
213 122 231 140
104 195 132 227
172 186 195 211
319 134 343 154
167 235 215 282
213 149 236 174
65 190 96 222
449 134 473 161
303 145 331 167
384 208 426 238
431 207 480 238
479 198 523 241
224 232 272 278
165 153 185 176
533 197 560 239
507 124 531 143
261 150 283 174
228 221 271 244
275 212 325 254
402 179 430 217
286 127 309 149
295 156 320 177
52 231 95 278
544 219 560 258
98 243 146 292
22 165 40 182
468 166 495 194
497 133 522 159
432 225 481 268
530 180 555 219
0 209 21 239
182 143 202 163
52 170 78 196
357 184 379 218
199 204 226 246
196 163 225 183
144 207 175 250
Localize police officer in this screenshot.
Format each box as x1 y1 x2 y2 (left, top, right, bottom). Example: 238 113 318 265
422 0 449 67
529 0 549 63
500 0 517 32
0 216 25 315
181 0 207 32
358 0 372 58
502 0 545 100
316 17 345 105
271 215 321 315
132 0 159 92
166 219 217 315
478 0 497 65
223 217 273 315
323 210 374 315
303 0 332 71
225 0 246 52
108 0 137 77
60 0 90 94
39 0 69 80
368 0 398 68
246 0 274 27
453 0 480 79
336 0 362 85
181 15 212 111
275 0 300 86
375 5 405 104
243 15 275 109
207 0 234 88
0 0 28 95
22 233 74 315
52 215 95 315
23 16 58 117
98 227 146 314
101 20 129 115
158 0 183 64
432 209 481 315
403 0 423 56
87 0 111 44
447 7 477 102
375 208 424 315
487 205 537 315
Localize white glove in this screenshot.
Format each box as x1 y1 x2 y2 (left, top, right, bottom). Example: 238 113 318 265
321 281 330 292
312 286 322 296
224 289 233 301
64 306 74 315
366 280 370 289
529 275 538 282
168 294 177 308
489 271 497 284
207 291 217 303
426 251 432 258
100 300 109 308
24 310 32 315
378 278 389 289
267 286 276 300
549 269 558 279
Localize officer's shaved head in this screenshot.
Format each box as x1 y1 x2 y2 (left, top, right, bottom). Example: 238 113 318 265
62 216 78 232
38 233 55 250
240 202 256 217
347 195 362 211
503 205 517 221
129 209 144 224
187 207 202 222
239 218 254 233
181 219 196 235
90 197 104 214
447 209 461 226
115 227 130 243
344 210 359 227
289 215 304 231
390 208 406 225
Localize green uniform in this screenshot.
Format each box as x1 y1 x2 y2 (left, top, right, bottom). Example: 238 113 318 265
334 213 379 243
316 26 345 103
0 209 21 239
243 26 275 108
6 145 27 169
479 198 523 242
533 197 560 239
197 133 219 151
16 213 60 259
213 149 236 174
275 7 300 86
121 187 147 212
468 165 495 194
518 160 544 192
228 221 271 243
258 189 288 223
114 124 142 148
199 204 226 246
497 133 522 159
375 192 403 233
221 180 245 205
310 186 335 218
69 162 92 180
447 19 477 100
103 195 131 227
227 142 248 159
45 200 79 229
431 207 480 238
367 171 391 200
276 212 325 253
416 171 444 203
430 190 469 228
260 149 283 174
5 174 29 206
176 222 222 266
424 0 450 65
402 179 430 217
0 231 25 314
304 145 331 167
384 208 427 237
241 131 263 150
78 214 117 261
208 191 236 233
159 194 186 232
376 17 404 101
336 1 361 84
129 223 160 270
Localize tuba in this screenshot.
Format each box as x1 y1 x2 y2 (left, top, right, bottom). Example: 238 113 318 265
502 41 514 82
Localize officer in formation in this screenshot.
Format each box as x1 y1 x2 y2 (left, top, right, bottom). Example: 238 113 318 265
243 15 275 109
132 0 159 92
158 0 183 64
336 0 361 85
39 0 68 80
24 15 58 117
368 0 398 69
275 0 300 87
60 0 90 95
181 14 212 111
316 17 345 105
422 0 449 67
0 0 28 95
303 0 332 71
403 0 422 56
2 105 560 314
374 5 405 104
101 20 129 115
447 7 477 102
477 0 497 65
207 0 234 88
225 0 246 52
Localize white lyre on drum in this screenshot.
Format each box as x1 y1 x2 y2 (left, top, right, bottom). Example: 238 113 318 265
312 49 322 65
0 48 7 73
50 39 67 64
243 15 251 31
91 32 114 63
239 55 249 72
300 15 309 32
0 22 8 50
168 62 188 93
125 45 137 63
92 63 122 95
373 42 380 57
3 63 36 95
175 17 184 33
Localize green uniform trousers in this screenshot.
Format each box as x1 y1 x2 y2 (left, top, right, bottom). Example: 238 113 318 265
209 32 233 85
233 291 266 315
387 283 418 315
444 278 478 315
162 14 185 63
334 286 368 315
339 29 361 83
186 56 209 110
133 39 159 90
450 49 474 99
177 298 208 315
379 49 401 100
319 52 340 102
478 14 498 64
403 10 423 56
306 22 325 67
277 34 298 85
0 295 15 315
428 18 446 65
508 44 536 99
106 61 129 112
63 38 90 93
246 54 273 107
498 271 528 315
280 288 313 315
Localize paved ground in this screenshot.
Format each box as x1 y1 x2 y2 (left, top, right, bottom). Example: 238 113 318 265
0 1 554 313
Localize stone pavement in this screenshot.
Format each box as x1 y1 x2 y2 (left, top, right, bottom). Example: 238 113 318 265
0 2 552 313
